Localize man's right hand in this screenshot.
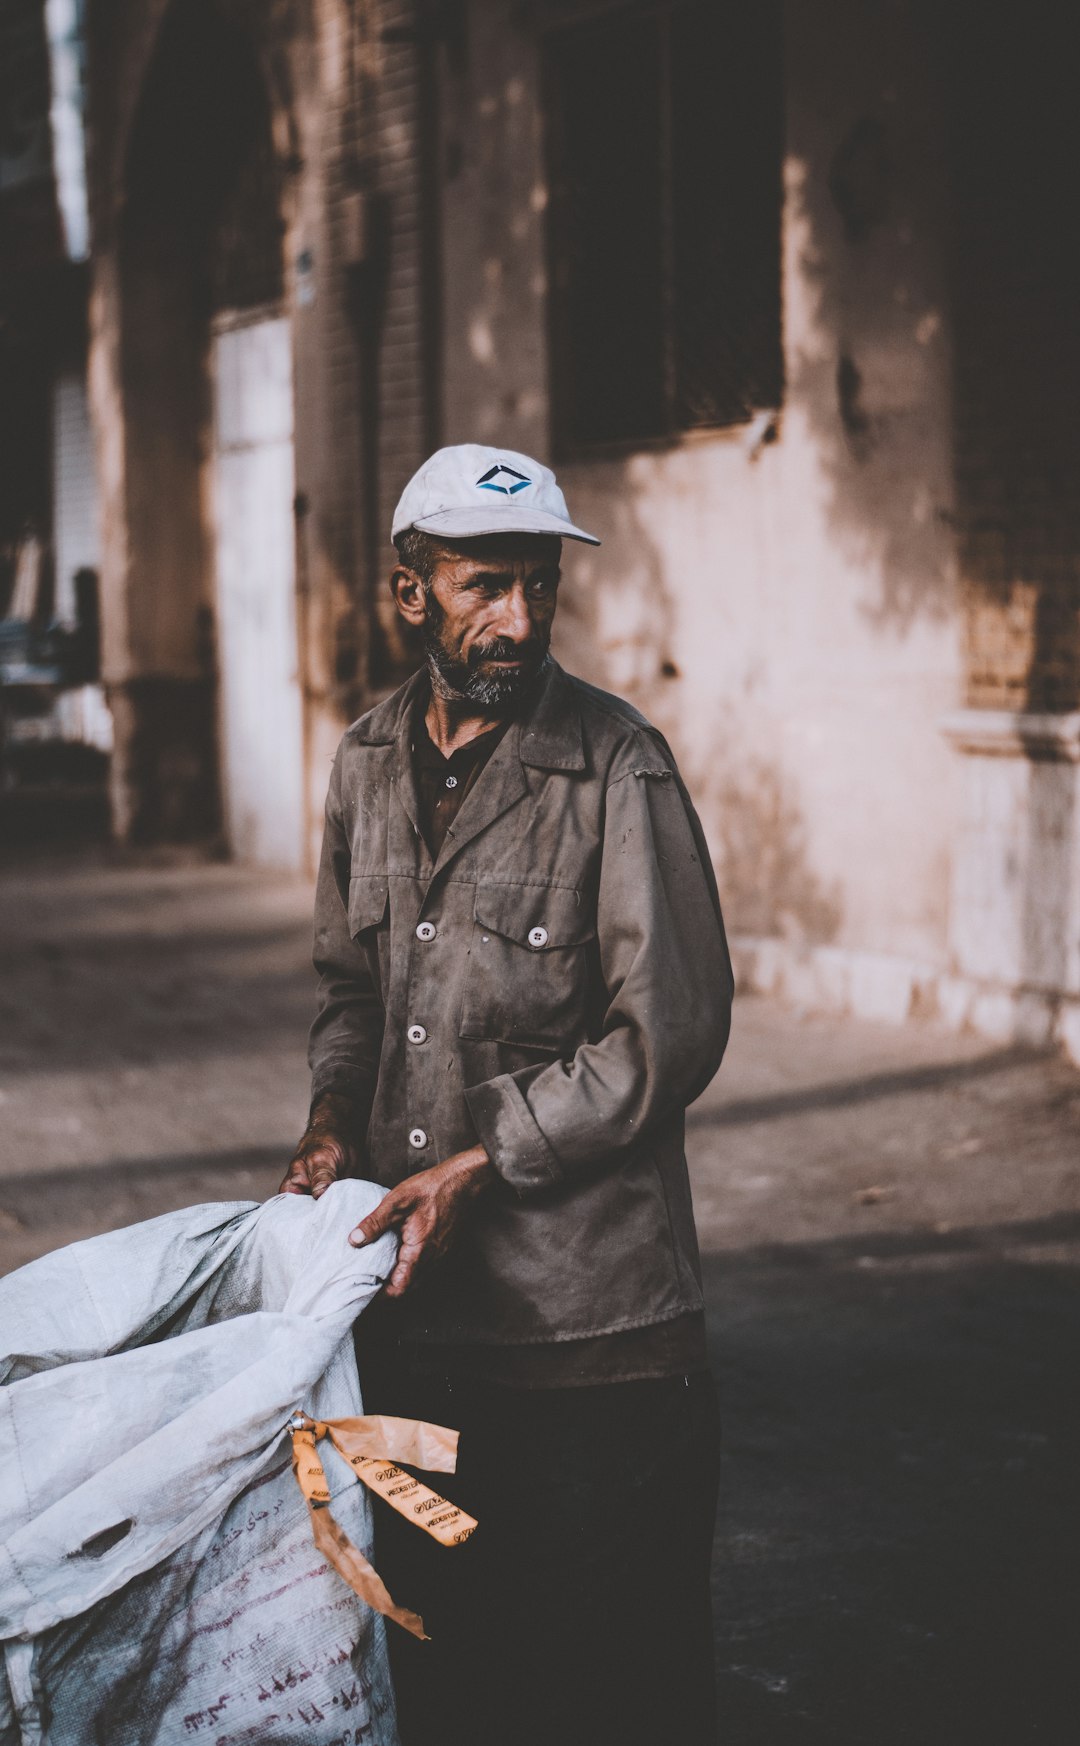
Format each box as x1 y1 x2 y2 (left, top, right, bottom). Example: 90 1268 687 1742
278 1093 364 1198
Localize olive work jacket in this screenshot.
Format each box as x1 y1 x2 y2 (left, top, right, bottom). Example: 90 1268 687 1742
308 658 734 1349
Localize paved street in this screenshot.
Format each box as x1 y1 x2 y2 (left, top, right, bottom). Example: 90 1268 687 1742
1 854 1078 1742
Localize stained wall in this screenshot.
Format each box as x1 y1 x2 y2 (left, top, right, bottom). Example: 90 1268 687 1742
438 0 962 969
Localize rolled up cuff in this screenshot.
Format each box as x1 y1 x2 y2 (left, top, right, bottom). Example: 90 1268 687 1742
465 1073 563 1195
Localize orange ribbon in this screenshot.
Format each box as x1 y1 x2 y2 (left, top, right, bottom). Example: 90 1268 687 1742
289 1412 478 1641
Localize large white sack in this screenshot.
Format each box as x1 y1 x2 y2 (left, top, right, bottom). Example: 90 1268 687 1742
0 1181 402 1746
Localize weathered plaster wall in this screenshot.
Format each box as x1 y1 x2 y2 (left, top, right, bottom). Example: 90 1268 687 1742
285 0 372 870
439 0 962 969
86 0 371 859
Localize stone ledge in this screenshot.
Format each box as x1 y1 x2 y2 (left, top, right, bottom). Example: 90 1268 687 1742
940 708 1080 761
731 935 1080 1069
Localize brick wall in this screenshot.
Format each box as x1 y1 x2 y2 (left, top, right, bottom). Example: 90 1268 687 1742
365 0 434 685
301 0 432 696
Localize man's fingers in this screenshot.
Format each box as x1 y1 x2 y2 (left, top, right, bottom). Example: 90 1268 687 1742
384 1234 424 1298
278 1157 312 1195
349 1192 409 1248
309 1157 339 1200
279 1144 341 1199
381 1207 432 1296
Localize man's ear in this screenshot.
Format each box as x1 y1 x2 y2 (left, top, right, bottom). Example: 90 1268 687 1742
390 564 427 629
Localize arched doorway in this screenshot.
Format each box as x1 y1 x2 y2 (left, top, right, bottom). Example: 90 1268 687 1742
117 0 303 865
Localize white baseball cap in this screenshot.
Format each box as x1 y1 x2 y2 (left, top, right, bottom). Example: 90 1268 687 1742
391 443 601 546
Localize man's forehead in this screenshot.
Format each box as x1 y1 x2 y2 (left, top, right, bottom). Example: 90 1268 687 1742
435 533 562 571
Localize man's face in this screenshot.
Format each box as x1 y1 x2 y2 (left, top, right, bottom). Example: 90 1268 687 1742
421 535 561 708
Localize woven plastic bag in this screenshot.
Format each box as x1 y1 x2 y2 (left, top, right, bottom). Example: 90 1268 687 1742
0 1181 403 1746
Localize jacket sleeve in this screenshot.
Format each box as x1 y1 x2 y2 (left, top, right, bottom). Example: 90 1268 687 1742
307 749 385 1122
465 747 734 1194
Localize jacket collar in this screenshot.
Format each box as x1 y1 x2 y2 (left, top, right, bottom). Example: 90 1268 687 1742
349 658 585 771
348 668 427 748
517 659 586 771
349 660 584 879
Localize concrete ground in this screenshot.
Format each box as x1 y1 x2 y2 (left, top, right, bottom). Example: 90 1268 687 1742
1 854 1078 1742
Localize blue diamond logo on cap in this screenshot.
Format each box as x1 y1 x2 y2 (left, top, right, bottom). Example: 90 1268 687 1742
476 463 531 496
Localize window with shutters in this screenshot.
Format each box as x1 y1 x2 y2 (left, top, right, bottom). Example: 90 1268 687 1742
543 0 783 455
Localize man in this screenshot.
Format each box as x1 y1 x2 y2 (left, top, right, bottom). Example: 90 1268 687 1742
281 443 733 1746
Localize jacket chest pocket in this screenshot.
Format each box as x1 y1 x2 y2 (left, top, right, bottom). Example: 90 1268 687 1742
459 883 595 1050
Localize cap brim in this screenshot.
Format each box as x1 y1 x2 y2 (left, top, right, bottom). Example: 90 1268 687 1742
405 506 601 546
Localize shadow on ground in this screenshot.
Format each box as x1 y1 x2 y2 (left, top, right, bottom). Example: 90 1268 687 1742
706 1222 1079 1744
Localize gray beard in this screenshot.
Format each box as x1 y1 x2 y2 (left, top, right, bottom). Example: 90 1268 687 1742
425 644 550 709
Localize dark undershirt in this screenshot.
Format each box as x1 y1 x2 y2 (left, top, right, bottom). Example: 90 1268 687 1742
412 708 510 858
394 701 707 1388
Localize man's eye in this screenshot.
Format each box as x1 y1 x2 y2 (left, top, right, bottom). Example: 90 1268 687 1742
527 578 557 598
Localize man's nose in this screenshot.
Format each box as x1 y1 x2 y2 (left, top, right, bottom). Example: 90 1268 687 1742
493 582 534 643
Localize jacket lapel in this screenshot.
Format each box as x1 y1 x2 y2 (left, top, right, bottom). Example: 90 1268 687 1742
430 725 529 878
517 660 586 774
349 670 430 876
390 729 425 860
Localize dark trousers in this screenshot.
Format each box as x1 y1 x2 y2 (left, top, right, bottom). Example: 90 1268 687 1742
357 1357 722 1746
